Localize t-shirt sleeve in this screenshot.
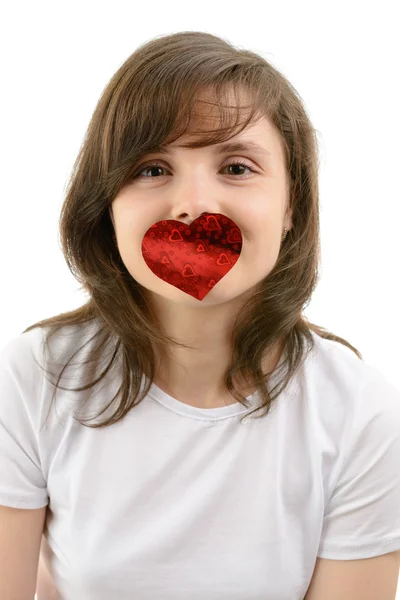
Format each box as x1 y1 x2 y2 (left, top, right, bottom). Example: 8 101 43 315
317 374 400 560
0 331 49 509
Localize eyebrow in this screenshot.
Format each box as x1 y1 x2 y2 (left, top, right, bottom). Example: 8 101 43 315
145 141 271 156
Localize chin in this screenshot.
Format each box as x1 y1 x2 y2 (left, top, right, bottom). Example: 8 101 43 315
151 277 256 307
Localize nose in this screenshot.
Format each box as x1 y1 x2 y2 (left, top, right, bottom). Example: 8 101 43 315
169 173 222 224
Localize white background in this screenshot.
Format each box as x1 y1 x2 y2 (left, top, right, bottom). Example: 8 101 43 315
0 0 399 597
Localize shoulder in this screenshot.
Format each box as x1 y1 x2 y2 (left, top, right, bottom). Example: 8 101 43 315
307 331 399 407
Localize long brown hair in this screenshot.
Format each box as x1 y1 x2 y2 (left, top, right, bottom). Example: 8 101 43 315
23 31 362 428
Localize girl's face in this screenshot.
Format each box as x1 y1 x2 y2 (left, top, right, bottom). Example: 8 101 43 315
110 100 292 309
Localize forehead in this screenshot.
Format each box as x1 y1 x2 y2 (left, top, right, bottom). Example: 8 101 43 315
167 119 284 166
167 85 285 160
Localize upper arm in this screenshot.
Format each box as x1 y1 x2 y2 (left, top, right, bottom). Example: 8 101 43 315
304 551 400 600
0 504 46 599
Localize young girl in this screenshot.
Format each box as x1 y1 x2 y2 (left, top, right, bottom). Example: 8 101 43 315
2 30 400 600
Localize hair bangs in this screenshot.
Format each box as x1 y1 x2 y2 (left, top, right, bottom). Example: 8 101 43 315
114 76 272 190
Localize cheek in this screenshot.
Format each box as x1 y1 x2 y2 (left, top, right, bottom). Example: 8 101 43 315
234 193 278 231
116 209 155 251
239 211 279 244
239 220 281 268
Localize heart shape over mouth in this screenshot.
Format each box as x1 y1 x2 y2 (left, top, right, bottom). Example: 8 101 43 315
141 213 243 300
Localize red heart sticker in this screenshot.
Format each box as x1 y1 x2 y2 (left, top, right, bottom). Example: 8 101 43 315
141 213 243 300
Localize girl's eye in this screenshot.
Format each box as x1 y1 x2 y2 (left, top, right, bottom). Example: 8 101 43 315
133 159 256 180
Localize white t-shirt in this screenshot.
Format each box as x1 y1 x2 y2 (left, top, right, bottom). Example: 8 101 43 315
1 320 400 600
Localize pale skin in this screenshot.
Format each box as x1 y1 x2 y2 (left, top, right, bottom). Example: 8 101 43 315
110 87 293 408
36 535 61 599
36 89 293 594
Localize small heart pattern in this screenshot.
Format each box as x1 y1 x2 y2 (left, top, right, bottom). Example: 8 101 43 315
141 213 243 300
